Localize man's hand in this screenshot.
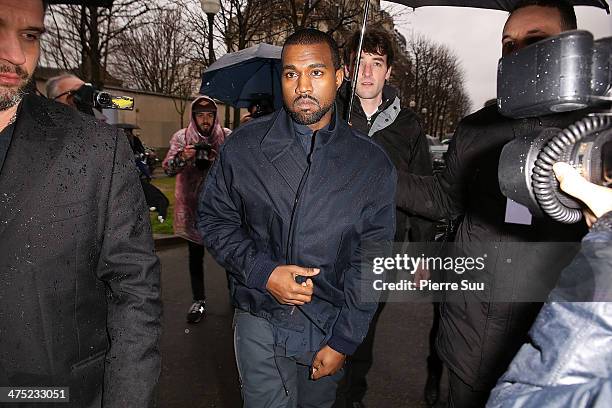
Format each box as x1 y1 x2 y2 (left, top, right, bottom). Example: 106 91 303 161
553 162 612 226
265 265 320 305
414 265 430 288
180 145 196 161
311 345 346 380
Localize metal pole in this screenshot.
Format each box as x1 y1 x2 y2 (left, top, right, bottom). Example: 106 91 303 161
270 62 275 109
207 12 216 63
346 0 370 124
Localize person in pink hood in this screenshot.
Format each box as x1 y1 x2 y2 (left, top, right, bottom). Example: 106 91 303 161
163 96 230 323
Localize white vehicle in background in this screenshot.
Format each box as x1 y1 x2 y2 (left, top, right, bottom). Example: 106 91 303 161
427 135 450 174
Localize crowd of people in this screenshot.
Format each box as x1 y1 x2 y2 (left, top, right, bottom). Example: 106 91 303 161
0 0 610 407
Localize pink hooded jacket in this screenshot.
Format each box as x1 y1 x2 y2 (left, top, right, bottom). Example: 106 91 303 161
162 96 231 244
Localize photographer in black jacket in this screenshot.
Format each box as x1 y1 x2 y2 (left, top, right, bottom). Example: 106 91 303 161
395 1 588 406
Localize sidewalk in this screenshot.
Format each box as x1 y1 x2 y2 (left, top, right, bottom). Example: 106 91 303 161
154 233 185 249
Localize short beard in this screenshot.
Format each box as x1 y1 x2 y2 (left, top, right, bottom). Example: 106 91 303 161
286 96 333 126
0 87 26 111
0 65 30 111
196 123 212 136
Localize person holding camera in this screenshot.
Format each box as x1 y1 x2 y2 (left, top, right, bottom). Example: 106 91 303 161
163 96 230 323
45 73 84 108
395 1 591 406
487 163 612 407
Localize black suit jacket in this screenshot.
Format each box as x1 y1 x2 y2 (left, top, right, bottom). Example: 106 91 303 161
0 94 161 407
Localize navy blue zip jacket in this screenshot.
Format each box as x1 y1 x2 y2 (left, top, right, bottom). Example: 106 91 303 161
197 107 396 355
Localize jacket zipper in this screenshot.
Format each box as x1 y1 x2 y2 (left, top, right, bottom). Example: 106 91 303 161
285 138 317 317
270 146 314 398
286 159 312 265
285 134 330 333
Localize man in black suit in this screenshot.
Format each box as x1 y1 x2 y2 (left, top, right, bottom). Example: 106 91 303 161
0 1 162 407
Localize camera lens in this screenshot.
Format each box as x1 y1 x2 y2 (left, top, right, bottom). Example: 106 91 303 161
96 92 113 108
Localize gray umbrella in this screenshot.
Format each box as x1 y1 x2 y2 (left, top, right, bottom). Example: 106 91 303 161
346 0 610 121
200 43 283 109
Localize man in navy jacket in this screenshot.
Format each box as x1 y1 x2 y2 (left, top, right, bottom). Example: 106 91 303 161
198 29 396 407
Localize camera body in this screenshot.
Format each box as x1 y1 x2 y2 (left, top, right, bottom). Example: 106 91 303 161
497 30 611 224
164 141 215 176
193 141 214 162
72 83 134 115
497 31 611 118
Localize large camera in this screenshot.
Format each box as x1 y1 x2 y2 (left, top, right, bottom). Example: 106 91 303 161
498 31 611 224
72 83 134 115
164 141 215 176
193 141 215 163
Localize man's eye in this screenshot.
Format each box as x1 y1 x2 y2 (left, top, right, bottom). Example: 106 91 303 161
502 41 516 55
525 36 546 46
285 72 297 79
22 32 41 42
312 70 323 77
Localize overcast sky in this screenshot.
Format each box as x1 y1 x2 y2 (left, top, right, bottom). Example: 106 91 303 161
382 2 612 112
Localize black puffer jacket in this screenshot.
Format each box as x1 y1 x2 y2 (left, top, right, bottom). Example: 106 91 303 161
338 82 435 242
396 104 588 390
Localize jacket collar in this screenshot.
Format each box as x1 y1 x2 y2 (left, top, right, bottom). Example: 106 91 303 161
260 106 345 193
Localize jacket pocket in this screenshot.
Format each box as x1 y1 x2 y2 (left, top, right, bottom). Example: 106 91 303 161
266 210 284 261
70 350 105 408
71 350 105 372
48 200 94 223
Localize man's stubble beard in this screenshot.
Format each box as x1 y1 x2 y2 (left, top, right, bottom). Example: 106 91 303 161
197 123 213 136
286 96 334 126
0 65 31 112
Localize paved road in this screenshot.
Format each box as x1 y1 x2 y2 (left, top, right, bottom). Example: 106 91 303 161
157 242 448 407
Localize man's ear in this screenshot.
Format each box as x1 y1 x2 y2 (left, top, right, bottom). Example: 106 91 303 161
385 66 392 81
336 68 345 90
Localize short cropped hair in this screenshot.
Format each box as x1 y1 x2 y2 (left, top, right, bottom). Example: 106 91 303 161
45 74 80 99
512 0 577 30
283 28 341 70
345 29 395 68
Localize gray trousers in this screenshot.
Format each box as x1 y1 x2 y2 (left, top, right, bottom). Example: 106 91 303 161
233 309 344 408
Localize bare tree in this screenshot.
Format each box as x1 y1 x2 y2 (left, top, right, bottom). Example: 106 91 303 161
110 7 201 128
41 1 157 87
393 34 471 137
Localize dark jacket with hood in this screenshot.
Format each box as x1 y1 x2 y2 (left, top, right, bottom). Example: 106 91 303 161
396 104 588 390
197 107 396 356
338 81 434 242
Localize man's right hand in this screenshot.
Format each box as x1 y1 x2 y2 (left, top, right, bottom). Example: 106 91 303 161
266 265 320 305
180 145 196 161
554 162 612 226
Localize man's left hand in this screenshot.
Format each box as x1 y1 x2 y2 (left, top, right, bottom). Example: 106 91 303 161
311 345 346 380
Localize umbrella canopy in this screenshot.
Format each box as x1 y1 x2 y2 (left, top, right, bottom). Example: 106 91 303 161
200 43 283 109
47 0 114 6
387 0 609 12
